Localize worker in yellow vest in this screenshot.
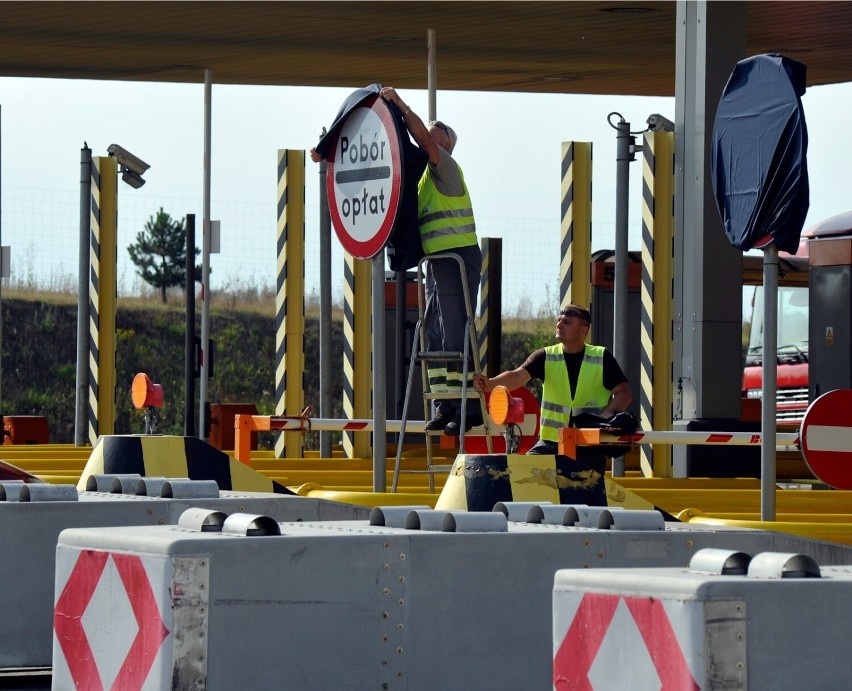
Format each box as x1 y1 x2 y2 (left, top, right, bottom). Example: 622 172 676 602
381 86 482 436
473 304 632 504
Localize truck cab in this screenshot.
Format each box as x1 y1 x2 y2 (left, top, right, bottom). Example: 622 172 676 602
742 210 852 423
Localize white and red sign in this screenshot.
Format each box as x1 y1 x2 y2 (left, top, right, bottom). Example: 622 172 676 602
800 388 852 489
327 94 403 259
554 592 699 690
53 549 176 691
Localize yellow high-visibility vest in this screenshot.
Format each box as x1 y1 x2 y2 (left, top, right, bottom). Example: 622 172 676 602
417 164 477 254
539 343 610 443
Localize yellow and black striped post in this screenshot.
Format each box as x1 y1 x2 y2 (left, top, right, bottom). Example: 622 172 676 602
476 237 501 375
640 131 675 477
343 253 372 458
275 150 306 458
88 156 118 445
560 141 593 310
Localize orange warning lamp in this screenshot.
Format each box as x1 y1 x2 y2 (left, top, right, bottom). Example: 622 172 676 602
131 373 164 410
488 385 525 426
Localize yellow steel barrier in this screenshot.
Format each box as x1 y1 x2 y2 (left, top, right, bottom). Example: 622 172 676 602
628 488 852 515
683 515 852 546
678 508 852 523
301 489 441 509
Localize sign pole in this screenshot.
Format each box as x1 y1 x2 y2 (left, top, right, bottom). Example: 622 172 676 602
373 251 387 491
761 243 778 520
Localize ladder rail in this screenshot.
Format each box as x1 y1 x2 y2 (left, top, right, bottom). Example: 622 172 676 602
392 253 493 493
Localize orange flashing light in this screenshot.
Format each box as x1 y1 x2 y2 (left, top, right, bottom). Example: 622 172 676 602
489 385 525 426
131 373 164 410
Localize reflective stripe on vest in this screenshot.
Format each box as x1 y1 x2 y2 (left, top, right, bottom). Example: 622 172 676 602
539 343 611 443
418 164 477 253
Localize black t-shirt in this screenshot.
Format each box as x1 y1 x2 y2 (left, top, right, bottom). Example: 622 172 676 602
521 347 627 397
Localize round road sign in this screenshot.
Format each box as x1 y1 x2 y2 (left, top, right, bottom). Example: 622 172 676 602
800 388 852 489
326 94 402 259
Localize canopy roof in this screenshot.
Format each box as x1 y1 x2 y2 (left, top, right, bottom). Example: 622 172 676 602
1 2 850 95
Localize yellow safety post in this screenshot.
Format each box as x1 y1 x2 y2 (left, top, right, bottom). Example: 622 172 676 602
275 150 306 458
88 156 117 444
343 253 372 458
639 130 675 477
560 141 593 310
476 237 501 374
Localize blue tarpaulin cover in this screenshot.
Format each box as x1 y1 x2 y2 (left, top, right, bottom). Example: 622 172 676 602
711 54 810 254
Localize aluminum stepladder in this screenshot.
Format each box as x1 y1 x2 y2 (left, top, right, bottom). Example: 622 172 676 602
392 253 493 493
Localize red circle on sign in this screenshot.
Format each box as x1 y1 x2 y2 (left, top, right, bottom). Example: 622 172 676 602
800 388 852 489
326 94 402 259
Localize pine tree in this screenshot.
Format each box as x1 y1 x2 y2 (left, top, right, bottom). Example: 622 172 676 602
127 208 199 303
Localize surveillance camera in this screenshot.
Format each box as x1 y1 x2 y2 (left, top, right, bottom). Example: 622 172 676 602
107 143 150 176
121 168 146 189
646 114 675 133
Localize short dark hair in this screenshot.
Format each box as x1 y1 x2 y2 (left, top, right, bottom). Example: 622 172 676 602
559 304 591 324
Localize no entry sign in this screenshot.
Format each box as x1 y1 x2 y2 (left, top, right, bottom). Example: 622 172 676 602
800 388 852 489
327 94 403 259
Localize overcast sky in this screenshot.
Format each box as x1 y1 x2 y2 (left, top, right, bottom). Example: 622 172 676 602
1 76 849 309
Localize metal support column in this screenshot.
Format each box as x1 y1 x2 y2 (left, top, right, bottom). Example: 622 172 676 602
560 141 593 310
640 130 676 478
343 254 372 458
318 158 333 457
75 144 92 445
87 156 118 444
198 68 213 440
184 213 196 437
275 150 306 459
673 2 747 475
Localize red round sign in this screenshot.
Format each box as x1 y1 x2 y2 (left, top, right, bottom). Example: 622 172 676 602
326 94 403 259
800 388 852 489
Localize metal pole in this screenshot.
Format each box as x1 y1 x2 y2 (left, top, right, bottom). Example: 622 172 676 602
372 251 387 491
427 29 437 121
395 271 406 420
318 159 332 457
613 116 630 370
75 144 92 446
761 243 778 520
198 69 212 440
185 214 196 436
612 115 631 477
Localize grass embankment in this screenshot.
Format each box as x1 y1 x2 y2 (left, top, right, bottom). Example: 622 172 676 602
1 290 549 447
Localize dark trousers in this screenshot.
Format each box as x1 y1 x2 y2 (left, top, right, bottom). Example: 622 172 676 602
424 244 482 418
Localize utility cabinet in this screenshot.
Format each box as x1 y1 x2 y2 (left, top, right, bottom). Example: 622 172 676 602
809 234 852 400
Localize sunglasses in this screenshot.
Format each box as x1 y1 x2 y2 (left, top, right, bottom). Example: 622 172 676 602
432 121 450 138
560 308 590 323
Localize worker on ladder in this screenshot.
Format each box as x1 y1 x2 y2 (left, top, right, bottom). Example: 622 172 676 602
381 86 483 436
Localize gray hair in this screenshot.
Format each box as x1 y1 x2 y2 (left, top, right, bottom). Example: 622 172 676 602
430 120 458 154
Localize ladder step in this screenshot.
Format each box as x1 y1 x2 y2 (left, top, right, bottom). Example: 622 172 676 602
416 351 466 361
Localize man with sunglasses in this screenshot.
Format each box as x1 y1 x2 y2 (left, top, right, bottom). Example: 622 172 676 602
379 86 483 436
473 304 632 504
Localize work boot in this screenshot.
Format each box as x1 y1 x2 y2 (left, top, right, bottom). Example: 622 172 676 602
425 407 455 432
444 411 484 436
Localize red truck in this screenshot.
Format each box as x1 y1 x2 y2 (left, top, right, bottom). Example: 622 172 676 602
742 210 852 423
